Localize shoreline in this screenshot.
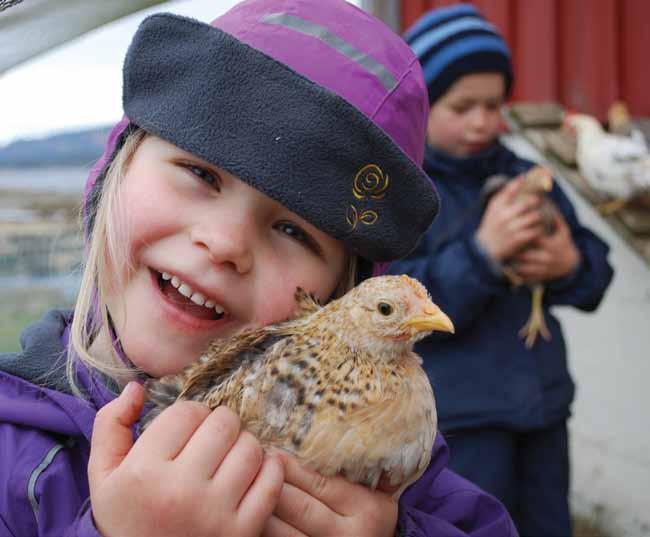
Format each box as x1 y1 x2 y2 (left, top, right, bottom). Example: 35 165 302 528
0 188 81 231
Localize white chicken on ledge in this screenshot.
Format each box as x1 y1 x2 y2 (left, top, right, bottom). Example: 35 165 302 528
565 113 650 214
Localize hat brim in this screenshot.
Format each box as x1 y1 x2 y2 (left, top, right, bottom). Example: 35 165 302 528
122 13 438 262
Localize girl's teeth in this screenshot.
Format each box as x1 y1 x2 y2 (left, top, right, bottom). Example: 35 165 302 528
161 271 226 315
190 292 206 306
178 283 193 298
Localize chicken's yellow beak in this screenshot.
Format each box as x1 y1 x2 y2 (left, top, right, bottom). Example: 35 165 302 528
402 305 454 334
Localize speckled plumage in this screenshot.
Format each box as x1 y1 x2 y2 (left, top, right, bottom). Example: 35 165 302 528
142 275 454 494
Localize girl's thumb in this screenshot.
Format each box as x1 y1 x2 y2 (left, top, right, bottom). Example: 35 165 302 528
88 381 144 484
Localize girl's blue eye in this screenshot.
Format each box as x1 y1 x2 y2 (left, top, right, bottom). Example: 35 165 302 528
275 221 322 255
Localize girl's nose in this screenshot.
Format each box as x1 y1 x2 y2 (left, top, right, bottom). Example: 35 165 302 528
190 219 254 274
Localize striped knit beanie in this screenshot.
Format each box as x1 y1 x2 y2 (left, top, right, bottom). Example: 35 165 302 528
404 3 513 105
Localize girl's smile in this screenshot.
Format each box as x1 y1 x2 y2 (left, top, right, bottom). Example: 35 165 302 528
158 270 226 320
151 268 230 326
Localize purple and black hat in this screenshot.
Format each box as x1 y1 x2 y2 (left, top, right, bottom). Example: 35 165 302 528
86 0 438 270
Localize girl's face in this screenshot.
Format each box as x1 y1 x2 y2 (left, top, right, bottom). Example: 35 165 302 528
426 72 505 157
106 136 347 377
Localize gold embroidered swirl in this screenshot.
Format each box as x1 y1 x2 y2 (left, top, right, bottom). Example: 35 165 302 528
346 205 358 229
352 164 389 200
359 210 378 224
347 205 379 230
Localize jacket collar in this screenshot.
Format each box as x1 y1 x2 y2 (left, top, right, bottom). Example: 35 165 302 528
0 309 116 441
423 140 520 182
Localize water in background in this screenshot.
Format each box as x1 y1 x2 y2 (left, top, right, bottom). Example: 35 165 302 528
0 166 89 193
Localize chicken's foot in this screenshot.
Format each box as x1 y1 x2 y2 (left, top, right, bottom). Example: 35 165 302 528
519 284 551 348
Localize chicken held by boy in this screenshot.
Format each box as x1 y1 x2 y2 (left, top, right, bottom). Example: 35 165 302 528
482 166 556 348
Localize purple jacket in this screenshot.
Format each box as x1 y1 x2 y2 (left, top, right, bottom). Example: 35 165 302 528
0 310 518 536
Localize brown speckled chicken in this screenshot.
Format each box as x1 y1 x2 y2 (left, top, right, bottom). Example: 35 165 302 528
142 275 454 494
482 166 555 348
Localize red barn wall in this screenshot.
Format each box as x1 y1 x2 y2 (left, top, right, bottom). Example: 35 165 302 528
400 0 649 121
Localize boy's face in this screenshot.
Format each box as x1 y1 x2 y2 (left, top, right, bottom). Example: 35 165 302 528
426 72 505 157
105 136 347 377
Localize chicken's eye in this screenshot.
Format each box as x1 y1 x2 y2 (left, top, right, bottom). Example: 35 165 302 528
377 302 393 316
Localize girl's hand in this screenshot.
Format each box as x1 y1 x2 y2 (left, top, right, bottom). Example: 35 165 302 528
262 453 398 537
513 207 580 282
88 382 284 537
476 177 545 262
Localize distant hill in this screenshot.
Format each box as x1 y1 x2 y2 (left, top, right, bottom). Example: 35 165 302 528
0 126 111 167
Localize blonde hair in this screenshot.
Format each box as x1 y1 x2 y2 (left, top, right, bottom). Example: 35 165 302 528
332 254 358 299
68 129 146 395
67 129 359 395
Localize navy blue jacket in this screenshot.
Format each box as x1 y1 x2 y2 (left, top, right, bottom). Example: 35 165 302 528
389 142 613 431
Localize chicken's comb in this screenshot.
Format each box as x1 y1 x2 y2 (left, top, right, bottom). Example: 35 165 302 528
401 275 428 299
561 108 578 126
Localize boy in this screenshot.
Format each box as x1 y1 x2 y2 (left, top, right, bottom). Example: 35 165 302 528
389 4 614 536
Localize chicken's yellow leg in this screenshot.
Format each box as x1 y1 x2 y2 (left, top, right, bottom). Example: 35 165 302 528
502 266 524 288
519 284 552 348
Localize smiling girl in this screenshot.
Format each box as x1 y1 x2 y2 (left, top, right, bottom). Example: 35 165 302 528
0 1 518 536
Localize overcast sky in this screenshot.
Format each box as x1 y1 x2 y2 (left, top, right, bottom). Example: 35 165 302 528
0 0 358 147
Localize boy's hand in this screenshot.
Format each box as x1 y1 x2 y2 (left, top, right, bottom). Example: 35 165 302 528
262 453 398 537
88 382 284 537
513 208 580 282
476 176 545 262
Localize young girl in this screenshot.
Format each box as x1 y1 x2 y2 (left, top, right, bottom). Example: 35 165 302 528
390 4 614 537
0 1 518 536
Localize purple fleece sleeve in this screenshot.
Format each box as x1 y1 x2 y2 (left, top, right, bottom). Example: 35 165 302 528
0 422 99 537
397 475 519 537
63 501 102 537
397 438 518 537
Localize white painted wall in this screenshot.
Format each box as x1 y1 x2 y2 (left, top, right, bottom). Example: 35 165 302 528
503 135 650 537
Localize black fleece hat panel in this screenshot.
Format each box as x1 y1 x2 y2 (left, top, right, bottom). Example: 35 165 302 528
121 14 438 262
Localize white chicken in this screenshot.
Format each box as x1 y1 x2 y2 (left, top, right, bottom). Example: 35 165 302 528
565 113 650 214
607 101 648 146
